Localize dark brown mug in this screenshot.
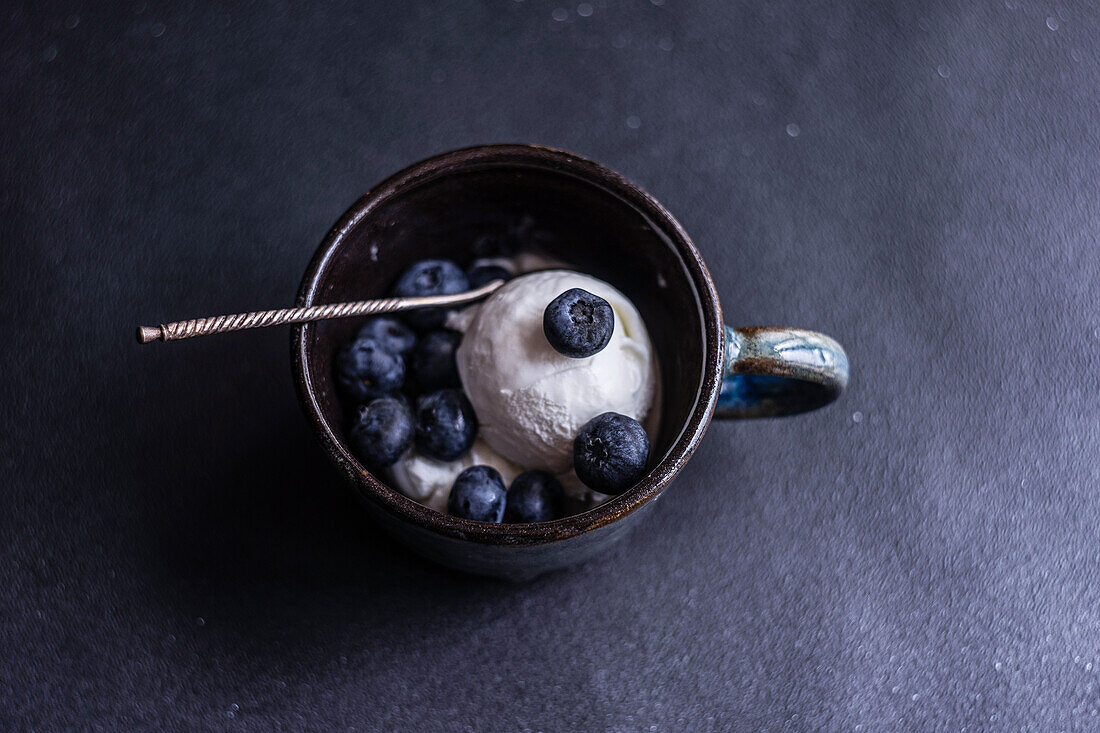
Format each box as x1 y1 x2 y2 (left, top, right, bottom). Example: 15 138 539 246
293 144 848 581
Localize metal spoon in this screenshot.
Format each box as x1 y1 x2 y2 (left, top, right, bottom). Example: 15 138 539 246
136 279 504 344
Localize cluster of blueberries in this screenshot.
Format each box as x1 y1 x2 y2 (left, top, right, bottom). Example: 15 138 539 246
337 257 651 524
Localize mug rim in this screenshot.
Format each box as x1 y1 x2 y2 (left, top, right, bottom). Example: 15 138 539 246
292 143 725 546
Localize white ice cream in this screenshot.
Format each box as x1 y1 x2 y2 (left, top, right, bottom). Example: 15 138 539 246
386 263 658 510
389 438 522 513
455 270 656 474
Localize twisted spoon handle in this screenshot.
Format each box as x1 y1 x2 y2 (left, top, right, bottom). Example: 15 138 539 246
136 280 503 344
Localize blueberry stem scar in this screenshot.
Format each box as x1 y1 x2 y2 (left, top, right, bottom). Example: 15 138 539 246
135 279 505 344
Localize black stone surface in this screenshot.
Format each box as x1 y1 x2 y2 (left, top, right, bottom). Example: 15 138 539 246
4 1 1099 729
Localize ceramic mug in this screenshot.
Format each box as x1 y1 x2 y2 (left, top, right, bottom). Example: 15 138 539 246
293 144 848 581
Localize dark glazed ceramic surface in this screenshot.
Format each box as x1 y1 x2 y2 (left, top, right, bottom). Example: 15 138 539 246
718 325 849 418
292 144 724 578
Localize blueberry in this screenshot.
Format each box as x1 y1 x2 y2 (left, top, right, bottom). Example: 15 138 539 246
391 259 469 330
348 397 414 469
389 390 413 413
335 338 405 402
355 316 417 357
447 465 507 522
504 471 565 523
573 412 650 494
466 263 512 290
414 389 478 461
411 330 462 392
543 288 615 358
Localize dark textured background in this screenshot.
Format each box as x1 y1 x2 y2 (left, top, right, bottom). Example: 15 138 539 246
3 1 1099 730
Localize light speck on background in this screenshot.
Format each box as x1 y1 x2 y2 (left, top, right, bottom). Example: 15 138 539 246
851 410 863 423
626 115 641 129
1046 16 1059 31
937 64 950 78
786 122 801 137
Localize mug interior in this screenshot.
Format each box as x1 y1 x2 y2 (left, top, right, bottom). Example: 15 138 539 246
296 146 722 542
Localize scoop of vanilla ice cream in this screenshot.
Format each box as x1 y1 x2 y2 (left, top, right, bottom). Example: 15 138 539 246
455 270 656 474
388 438 522 513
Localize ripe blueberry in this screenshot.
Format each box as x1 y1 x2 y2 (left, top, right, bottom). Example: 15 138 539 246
355 316 417 358
335 337 405 402
573 412 650 494
543 288 615 358
466 263 512 290
348 397 414 469
504 470 565 523
410 330 462 392
391 259 469 330
414 388 478 461
447 465 507 522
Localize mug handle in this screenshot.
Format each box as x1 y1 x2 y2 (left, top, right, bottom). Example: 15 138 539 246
717 326 849 419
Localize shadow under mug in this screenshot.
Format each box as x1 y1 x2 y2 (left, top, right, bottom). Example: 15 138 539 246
293 144 848 581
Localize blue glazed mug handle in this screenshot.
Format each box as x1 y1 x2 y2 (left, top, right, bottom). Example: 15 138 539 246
717 326 849 419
